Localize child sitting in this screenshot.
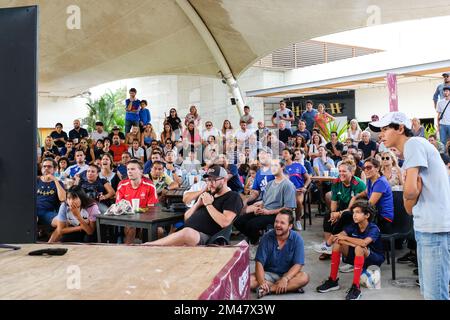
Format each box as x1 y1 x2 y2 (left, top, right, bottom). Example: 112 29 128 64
316 200 384 300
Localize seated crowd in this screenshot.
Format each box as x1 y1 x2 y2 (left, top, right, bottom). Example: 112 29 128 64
36 90 450 300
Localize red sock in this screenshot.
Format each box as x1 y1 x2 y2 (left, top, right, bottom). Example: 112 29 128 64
353 256 365 288
330 251 341 281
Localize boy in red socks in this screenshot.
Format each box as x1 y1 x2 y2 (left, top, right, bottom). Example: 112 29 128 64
316 200 384 300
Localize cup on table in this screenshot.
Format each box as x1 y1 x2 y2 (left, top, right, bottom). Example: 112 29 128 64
323 171 329 177
132 199 140 213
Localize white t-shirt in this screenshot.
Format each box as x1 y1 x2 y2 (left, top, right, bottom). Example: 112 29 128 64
201 128 221 141
91 130 109 142
437 98 450 125
403 137 450 232
128 147 145 159
235 129 252 144
273 108 294 128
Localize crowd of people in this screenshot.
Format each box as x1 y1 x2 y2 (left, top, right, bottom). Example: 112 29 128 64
36 86 450 300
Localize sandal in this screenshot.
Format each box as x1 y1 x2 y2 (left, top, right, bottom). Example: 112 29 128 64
319 253 331 260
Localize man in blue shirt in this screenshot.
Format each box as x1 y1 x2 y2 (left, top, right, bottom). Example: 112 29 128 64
300 100 318 133
251 209 309 298
125 88 141 134
215 155 244 193
139 100 151 131
292 120 311 144
433 73 450 109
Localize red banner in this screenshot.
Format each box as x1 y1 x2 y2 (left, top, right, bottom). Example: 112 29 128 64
198 241 250 300
387 73 399 112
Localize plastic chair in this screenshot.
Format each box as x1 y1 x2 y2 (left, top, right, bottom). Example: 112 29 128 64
381 191 414 280
206 223 234 246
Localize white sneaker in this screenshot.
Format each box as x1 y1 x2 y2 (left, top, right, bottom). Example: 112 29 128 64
339 263 354 273
250 245 258 261
313 242 332 255
294 221 303 231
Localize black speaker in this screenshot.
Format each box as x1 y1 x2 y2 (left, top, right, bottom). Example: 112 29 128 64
0 6 38 243
230 98 237 105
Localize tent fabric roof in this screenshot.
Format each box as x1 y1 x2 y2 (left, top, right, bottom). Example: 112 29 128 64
2 0 450 96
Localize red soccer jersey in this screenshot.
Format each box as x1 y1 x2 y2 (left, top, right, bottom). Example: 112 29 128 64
116 178 158 208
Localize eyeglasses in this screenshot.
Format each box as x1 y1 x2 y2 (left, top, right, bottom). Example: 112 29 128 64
206 177 224 183
363 165 374 171
381 157 390 161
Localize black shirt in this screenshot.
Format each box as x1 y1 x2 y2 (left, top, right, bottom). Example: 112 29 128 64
325 141 344 161
79 173 107 200
69 128 89 142
60 147 76 163
41 146 60 158
50 130 68 148
278 128 292 144
166 116 182 132
358 140 377 160
184 191 243 236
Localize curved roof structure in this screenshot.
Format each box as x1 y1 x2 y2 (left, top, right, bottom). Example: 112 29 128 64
2 0 450 96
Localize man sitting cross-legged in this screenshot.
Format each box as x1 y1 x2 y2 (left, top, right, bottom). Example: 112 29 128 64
316 200 384 300
251 209 310 299
145 165 243 246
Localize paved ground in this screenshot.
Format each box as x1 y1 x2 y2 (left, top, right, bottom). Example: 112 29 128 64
233 206 422 301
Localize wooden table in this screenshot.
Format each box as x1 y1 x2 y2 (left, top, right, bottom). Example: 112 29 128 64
96 207 184 242
311 176 336 183
0 243 249 300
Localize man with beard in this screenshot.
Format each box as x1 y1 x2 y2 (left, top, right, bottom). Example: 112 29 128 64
68 119 89 148
251 209 309 299
110 135 129 165
145 165 243 246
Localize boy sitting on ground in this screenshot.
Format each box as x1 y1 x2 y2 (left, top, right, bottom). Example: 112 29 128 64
316 200 384 300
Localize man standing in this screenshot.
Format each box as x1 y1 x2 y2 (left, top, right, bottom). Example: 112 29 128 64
110 135 129 165
139 100 151 131
90 121 108 144
326 131 344 163
437 86 450 147
64 150 90 178
272 100 295 130
50 123 68 149
292 120 311 144
116 160 159 244
251 210 310 298
37 158 66 225
235 120 252 148
301 100 318 133
125 88 141 134
433 73 450 110
146 165 243 246
370 112 450 300
358 131 377 160
69 119 89 148
241 105 255 131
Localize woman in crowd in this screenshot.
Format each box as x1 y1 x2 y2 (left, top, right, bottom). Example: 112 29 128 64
49 186 100 243
411 118 425 138
41 136 60 159
347 119 363 143
55 157 69 180
166 108 183 140
141 124 157 148
102 138 114 159
185 105 201 127
308 133 325 161
163 138 178 156
351 158 394 234
93 139 104 160
128 139 145 162
79 138 95 164
203 135 219 163
160 122 175 143
125 125 141 145
380 150 403 187
294 135 308 156
244 164 258 196
314 103 335 136
99 153 120 190
221 119 235 150
182 121 202 153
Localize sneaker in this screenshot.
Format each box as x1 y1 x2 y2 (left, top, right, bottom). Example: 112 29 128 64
345 284 362 300
339 263 354 273
415 279 420 287
294 220 303 231
314 242 332 255
397 251 416 264
316 277 340 293
250 245 258 261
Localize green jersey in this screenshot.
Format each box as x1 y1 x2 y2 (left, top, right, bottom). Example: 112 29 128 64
331 176 366 210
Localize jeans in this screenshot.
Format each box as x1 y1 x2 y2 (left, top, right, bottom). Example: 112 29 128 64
125 120 139 135
439 124 450 146
415 231 450 300
37 210 57 226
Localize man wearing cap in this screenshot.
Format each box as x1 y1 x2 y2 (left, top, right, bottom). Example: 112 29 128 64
370 111 450 300
364 115 380 142
50 123 68 149
108 125 126 142
146 165 243 246
89 121 108 145
433 73 450 110
436 86 450 147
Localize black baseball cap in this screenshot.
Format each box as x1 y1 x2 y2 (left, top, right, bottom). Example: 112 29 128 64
95 121 104 126
203 165 227 180
443 73 449 77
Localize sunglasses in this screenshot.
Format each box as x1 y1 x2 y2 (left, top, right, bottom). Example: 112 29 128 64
206 124 212 127
381 157 390 160
363 165 374 171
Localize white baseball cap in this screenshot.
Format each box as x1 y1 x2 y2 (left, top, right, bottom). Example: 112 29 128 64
369 112 412 132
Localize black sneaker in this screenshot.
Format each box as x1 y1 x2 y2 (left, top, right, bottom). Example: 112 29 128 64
345 284 362 300
397 251 416 264
415 279 420 287
316 278 340 293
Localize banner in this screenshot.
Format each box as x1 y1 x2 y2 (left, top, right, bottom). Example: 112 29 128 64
387 73 399 112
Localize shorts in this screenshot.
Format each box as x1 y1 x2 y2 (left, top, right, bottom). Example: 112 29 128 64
343 246 385 267
197 232 211 245
264 272 282 283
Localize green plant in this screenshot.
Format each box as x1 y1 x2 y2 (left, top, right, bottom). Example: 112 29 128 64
323 121 349 142
83 87 126 133
424 123 437 139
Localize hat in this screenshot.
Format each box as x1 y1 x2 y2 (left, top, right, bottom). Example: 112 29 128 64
443 73 449 77
203 165 228 180
95 121 104 126
112 125 120 130
258 146 273 155
369 112 412 132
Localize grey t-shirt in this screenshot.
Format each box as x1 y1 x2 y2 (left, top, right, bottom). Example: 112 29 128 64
262 178 297 210
437 98 450 125
403 137 450 232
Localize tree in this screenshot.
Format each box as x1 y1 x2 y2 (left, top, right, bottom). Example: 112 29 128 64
83 87 126 133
